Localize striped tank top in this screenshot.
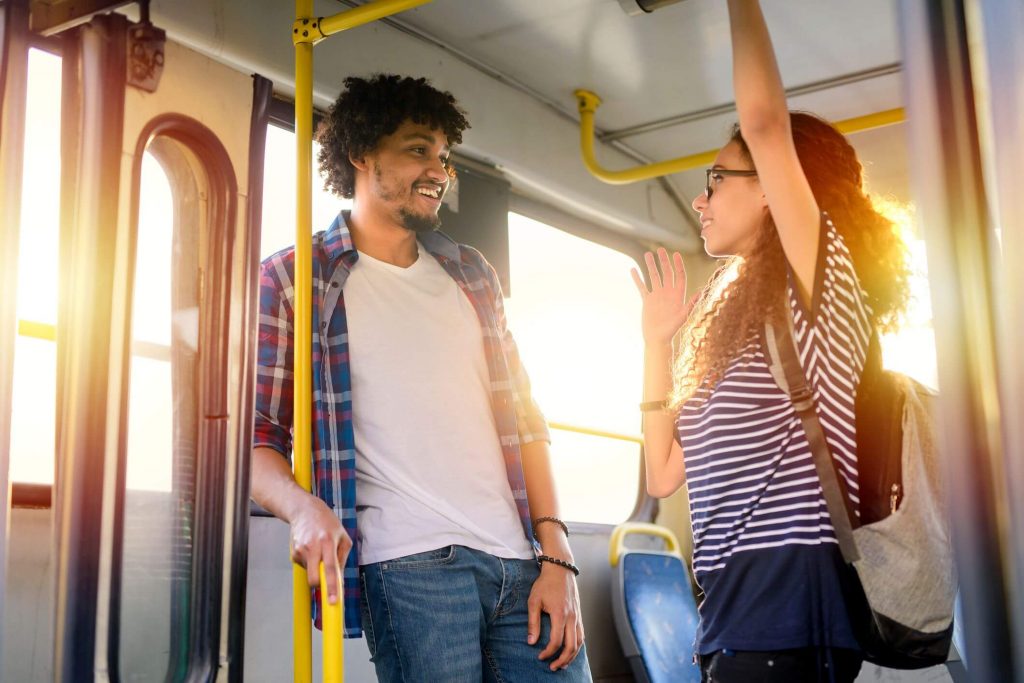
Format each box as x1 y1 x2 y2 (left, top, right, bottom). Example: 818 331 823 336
676 214 872 653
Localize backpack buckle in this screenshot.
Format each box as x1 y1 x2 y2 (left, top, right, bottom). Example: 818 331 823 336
790 384 814 411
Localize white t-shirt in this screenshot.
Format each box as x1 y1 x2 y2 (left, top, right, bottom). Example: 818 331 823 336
345 243 534 565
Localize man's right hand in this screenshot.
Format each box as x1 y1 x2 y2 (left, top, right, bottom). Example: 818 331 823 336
251 447 354 605
288 496 353 605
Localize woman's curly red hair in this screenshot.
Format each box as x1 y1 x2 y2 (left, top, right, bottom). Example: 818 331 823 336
670 112 911 407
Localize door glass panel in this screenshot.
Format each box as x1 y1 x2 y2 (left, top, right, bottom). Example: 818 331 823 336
119 148 197 681
10 48 62 485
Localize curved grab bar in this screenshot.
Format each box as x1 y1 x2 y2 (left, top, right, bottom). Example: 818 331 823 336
609 522 683 567
576 90 717 185
575 89 905 185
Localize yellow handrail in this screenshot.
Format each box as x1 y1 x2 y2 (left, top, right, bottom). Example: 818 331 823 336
832 107 905 135
608 522 682 567
319 0 430 36
16 319 56 341
575 88 906 185
293 2 314 681
547 421 643 445
292 2 432 682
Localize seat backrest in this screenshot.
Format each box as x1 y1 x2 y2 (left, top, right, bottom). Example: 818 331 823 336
610 524 700 683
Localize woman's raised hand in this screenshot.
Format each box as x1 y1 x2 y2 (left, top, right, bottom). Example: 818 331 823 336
631 248 691 346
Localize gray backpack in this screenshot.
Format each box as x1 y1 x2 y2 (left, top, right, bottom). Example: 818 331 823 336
764 317 956 669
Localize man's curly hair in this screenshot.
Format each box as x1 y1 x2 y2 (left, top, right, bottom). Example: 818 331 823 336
315 74 470 199
670 112 911 408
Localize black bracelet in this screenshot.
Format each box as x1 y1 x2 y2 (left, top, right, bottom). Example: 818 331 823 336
532 516 569 538
537 554 580 576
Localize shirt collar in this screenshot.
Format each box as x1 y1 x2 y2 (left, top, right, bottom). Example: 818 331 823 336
321 210 461 265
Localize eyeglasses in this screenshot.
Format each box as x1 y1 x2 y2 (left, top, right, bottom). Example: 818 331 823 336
704 168 758 200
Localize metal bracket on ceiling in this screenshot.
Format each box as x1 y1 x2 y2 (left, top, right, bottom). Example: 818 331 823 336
292 16 326 46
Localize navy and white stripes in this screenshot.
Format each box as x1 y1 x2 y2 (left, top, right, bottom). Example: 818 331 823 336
677 215 871 579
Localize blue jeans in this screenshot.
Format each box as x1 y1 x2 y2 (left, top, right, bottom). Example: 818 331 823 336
359 545 593 682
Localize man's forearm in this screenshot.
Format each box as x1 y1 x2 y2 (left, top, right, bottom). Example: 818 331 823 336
251 446 317 522
520 439 574 562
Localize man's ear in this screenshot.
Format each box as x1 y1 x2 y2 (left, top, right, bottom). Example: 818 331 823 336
349 151 369 172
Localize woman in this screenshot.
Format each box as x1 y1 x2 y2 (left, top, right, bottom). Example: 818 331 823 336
631 2 909 681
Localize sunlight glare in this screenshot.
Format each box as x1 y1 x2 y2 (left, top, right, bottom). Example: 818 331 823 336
9 49 63 485
874 198 938 390
505 214 643 523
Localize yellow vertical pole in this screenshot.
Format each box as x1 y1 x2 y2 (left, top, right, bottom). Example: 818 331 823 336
290 2 433 681
293 2 314 682
320 564 344 681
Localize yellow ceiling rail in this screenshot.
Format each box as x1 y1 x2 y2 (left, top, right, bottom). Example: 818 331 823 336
575 88 906 185
833 107 905 135
292 3 432 682
292 0 430 45
320 0 430 36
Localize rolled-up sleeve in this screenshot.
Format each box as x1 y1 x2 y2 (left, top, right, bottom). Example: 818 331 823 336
481 256 551 445
253 254 296 460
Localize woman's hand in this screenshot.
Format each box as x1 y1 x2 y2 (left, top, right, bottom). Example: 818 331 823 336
631 248 691 346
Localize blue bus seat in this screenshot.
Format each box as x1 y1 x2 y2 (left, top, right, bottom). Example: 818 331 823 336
609 522 700 683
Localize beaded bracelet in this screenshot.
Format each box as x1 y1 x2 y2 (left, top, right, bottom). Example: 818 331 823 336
537 554 580 577
532 515 569 538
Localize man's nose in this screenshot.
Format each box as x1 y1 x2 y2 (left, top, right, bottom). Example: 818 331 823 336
692 192 707 212
426 158 449 182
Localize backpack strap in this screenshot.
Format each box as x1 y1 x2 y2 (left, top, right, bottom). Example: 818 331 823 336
764 317 861 564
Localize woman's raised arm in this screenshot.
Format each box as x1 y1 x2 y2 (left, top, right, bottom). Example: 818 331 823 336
727 0 820 304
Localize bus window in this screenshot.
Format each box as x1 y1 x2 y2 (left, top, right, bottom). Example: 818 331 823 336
260 123 349 259
9 48 61 487
505 214 644 525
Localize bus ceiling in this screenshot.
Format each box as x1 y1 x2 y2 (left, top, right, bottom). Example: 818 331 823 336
39 0 911 252
617 0 690 17
28 0 136 35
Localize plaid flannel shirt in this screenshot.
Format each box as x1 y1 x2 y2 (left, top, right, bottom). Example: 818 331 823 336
254 211 549 637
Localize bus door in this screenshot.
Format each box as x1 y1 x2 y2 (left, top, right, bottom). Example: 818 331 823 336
0 0 32 673
48 11 268 682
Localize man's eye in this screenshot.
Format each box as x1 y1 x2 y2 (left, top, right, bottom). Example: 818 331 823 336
711 173 725 183
410 147 426 155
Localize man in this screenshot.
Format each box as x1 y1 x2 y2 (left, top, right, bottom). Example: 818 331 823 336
252 74 591 682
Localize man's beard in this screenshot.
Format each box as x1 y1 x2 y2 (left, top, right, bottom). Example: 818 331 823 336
400 207 442 234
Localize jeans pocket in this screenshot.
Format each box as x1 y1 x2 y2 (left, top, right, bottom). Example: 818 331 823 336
380 545 457 571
